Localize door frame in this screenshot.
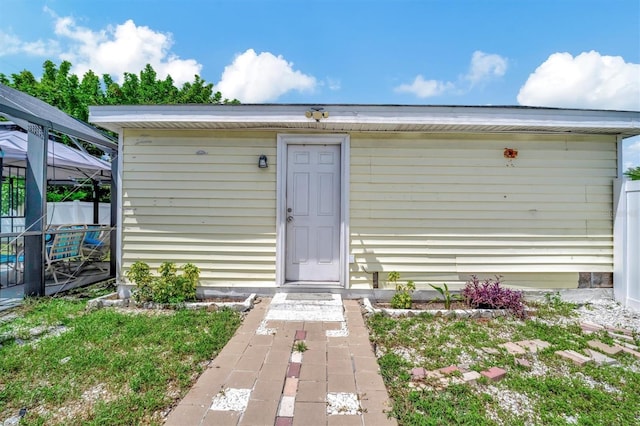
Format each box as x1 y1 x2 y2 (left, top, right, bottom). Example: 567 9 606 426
276 134 350 287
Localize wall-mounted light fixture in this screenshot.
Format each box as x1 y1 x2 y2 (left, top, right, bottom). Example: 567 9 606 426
258 154 268 168
305 107 329 122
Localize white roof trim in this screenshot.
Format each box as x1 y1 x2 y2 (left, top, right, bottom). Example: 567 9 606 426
90 104 640 137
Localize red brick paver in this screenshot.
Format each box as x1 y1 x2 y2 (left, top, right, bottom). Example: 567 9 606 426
480 367 507 381
164 297 396 426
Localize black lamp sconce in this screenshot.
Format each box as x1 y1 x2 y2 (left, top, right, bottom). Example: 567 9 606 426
258 154 268 168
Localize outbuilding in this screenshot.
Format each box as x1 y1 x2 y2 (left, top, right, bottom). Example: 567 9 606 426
89 104 640 292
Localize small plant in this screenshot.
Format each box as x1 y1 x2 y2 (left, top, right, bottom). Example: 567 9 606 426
429 283 462 310
388 271 415 309
294 341 308 352
127 261 200 304
536 291 577 318
462 275 526 319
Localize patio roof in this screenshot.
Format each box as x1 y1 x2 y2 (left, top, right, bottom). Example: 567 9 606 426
0 83 117 297
0 83 117 151
90 104 640 138
0 123 111 182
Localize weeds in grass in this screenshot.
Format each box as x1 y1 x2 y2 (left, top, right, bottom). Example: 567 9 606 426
536 292 578 318
0 296 241 425
366 301 640 425
294 341 308 352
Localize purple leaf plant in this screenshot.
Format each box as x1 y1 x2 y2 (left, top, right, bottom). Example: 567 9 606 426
462 275 526 319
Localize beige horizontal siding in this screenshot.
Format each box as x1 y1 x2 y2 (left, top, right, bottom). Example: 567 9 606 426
120 129 276 287
349 132 616 289
120 129 617 290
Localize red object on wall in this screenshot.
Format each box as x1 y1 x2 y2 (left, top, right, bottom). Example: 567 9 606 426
504 148 518 159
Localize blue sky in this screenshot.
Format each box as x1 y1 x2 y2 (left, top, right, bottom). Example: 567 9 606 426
1 0 639 167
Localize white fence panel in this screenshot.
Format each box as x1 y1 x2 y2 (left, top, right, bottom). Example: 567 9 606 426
47 200 110 225
614 179 640 311
1 201 109 234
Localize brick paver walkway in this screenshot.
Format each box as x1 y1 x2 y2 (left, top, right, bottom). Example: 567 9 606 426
165 297 397 425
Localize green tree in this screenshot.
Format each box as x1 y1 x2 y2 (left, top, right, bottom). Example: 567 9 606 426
78 70 105 121
1 60 237 202
625 166 640 180
178 75 224 103
8 69 39 97
2 60 235 117
103 74 122 105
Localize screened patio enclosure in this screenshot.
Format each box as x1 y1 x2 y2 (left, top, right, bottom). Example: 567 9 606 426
0 83 118 297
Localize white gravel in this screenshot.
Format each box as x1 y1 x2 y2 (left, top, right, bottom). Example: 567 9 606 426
482 385 539 425
573 299 640 332
255 319 276 336
574 372 621 394
326 321 349 337
390 346 426 365
533 298 640 334
210 388 251 412
326 392 362 415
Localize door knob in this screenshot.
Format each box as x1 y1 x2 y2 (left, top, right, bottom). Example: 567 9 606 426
287 216 294 222
287 208 292 212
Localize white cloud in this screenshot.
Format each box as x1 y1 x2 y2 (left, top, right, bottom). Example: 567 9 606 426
394 50 507 98
326 77 341 91
0 31 59 57
216 49 316 103
624 137 640 169
628 139 640 153
394 75 455 98
517 51 640 111
465 51 508 85
50 14 202 86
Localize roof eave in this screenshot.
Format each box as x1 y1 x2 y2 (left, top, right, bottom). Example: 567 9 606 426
89 104 640 137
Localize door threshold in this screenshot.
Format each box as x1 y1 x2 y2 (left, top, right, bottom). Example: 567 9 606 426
282 281 343 289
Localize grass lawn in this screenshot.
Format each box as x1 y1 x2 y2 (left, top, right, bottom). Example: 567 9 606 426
367 299 640 425
0 288 241 425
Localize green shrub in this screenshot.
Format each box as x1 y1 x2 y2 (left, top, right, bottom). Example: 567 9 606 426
127 261 199 304
388 271 415 309
126 261 153 302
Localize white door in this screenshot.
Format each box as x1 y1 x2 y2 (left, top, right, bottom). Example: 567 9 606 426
285 144 341 282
